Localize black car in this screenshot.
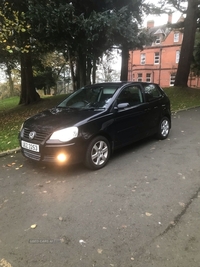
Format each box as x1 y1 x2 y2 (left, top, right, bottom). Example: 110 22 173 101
19 82 171 169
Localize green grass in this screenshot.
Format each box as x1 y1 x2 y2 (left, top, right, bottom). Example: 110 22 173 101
0 86 200 153
0 96 19 112
163 86 200 112
0 94 67 152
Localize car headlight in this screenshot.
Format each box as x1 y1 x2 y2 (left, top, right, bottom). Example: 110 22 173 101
50 127 78 142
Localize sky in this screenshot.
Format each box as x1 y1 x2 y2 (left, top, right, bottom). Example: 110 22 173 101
143 11 184 27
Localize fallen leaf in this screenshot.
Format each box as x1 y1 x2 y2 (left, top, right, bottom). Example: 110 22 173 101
179 202 185 207
79 239 86 246
131 257 134 261
97 249 103 254
59 217 63 221
145 212 152 217
31 224 37 229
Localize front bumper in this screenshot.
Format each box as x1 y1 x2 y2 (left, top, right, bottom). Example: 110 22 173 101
20 138 86 165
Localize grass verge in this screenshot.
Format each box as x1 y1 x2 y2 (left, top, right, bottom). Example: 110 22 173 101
0 86 200 153
0 94 67 152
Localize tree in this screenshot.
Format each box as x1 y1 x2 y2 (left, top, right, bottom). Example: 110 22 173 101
0 0 40 104
0 47 19 97
1 0 161 103
191 32 200 77
174 0 199 86
158 0 200 87
96 50 120 82
28 0 150 88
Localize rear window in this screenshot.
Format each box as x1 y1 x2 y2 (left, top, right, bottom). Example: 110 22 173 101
144 84 162 101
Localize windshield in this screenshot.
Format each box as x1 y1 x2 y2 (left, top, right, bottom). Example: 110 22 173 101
58 84 119 110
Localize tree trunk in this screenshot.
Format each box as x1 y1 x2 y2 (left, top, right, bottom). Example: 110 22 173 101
68 50 76 91
120 45 129 81
92 58 97 84
7 67 14 97
78 50 86 88
86 57 92 85
174 0 198 87
19 52 40 105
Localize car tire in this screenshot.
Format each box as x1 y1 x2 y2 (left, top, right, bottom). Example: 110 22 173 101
85 136 111 170
157 117 170 140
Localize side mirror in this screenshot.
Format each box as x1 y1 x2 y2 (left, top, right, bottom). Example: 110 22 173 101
117 103 130 109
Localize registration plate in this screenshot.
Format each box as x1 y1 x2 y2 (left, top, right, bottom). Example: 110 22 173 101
21 141 39 152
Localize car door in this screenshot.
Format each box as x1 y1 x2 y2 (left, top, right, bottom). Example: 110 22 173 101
113 85 147 147
142 83 163 134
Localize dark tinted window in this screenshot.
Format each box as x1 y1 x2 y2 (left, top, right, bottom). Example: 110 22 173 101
144 84 162 102
117 86 143 107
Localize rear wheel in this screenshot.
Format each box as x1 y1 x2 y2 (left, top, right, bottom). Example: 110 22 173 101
157 117 170 140
85 136 111 170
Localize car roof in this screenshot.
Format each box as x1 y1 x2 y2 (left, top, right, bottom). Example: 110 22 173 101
84 82 159 88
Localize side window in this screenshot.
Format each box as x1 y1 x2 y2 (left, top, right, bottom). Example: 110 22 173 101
144 84 162 102
174 32 179 42
117 86 143 107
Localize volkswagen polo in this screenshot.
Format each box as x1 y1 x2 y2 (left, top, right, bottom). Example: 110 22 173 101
19 82 171 169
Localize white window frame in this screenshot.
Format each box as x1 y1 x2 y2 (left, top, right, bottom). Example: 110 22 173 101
146 73 151 82
154 52 160 64
174 32 179 42
140 53 146 65
176 50 180 63
170 73 176 86
137 73 142 82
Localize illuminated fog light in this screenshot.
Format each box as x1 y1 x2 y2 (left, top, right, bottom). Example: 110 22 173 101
57 153 67 162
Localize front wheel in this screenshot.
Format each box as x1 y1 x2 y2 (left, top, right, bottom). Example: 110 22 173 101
157 117 170 140
85 136 111 170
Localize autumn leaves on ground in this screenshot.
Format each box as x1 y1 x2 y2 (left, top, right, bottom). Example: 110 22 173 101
1 86 200 153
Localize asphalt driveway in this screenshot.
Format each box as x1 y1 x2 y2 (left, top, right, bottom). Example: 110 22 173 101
0 107 200 267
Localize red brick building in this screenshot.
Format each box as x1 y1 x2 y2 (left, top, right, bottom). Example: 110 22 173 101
128 14 200 88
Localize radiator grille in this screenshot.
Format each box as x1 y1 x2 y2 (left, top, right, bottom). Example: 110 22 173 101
23 128 50 143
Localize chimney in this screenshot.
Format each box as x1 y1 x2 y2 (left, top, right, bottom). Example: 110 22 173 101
168 12 172 24
147 20 154 28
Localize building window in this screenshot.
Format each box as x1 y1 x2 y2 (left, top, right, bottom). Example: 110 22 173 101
146 73 151 82
137 73 142 82
154 52 160 64
174 32 179 42
140 53 146 65
155 38 161 45
170 73 176 86
176 50 180 63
